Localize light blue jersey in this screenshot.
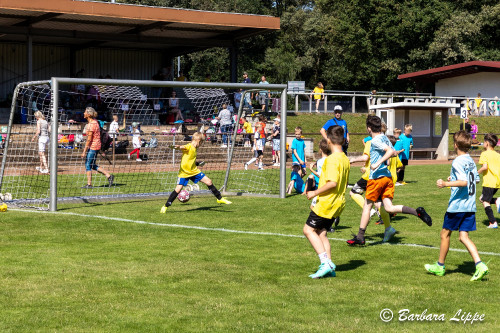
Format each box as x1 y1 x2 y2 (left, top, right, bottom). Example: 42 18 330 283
399 134 413 160
291 138 306 164
314 156 326 185
369 134 393 180
447 154 479 213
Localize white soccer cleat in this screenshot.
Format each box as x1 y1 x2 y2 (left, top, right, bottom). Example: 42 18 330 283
244 163 248 170
136 158 142 162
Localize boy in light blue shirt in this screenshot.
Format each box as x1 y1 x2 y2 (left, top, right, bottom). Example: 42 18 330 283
291 126 307 177
425 130 489 281
287 164 306 194
397 124 413 184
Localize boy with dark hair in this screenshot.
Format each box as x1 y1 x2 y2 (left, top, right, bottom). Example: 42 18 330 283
303 125 350 278
477 133 500 228
160 132 231 213
347 115 432 246
425 131 489 281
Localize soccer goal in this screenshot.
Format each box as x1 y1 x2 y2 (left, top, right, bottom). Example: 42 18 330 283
0 78 287 211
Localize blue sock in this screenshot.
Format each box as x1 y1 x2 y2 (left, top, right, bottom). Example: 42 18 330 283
475 261 482 266
437 262 444 266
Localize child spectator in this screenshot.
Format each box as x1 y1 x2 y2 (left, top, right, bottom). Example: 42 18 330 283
425 130 488 281
291 126 307 177
396 124 413 184
128 122 142 162
239 117 253 147
257 115 267 151
310 82 324 113
160 132 231 213
271 118 281 166
31 111 50 173
477 134 500 229
347 116 431 246
244 123 264 170
287 164 306 195
470 119 478 140
303 125 350 278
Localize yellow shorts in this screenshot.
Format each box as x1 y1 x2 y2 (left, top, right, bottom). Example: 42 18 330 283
366 177 394 202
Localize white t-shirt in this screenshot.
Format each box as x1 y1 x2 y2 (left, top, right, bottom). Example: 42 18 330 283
132 129 141 148
109 121 119 137
254 132 263 151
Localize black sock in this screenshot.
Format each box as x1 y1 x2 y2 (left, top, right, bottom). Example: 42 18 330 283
306 178 314 192
165 190 179 207
396 170 403 182
357 228 366 240
485 206 496 224
208 184 222 200
402 206 418 217
399 169 405 182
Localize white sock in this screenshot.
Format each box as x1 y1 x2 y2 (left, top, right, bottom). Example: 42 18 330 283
318 252 329 264
258 162 263 168
247 158 256 165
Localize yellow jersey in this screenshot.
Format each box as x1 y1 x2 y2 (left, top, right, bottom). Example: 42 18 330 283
361 141 372 181
479 150 500 188
313 151 350 219
313 87 324 100
178 143 201 178
243 122 253 134
388 155 403 184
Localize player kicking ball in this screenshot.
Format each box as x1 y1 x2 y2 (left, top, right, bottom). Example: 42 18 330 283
160 132 231 213
347 115 432 246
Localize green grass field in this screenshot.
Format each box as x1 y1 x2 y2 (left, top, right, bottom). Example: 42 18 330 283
0 164 499 332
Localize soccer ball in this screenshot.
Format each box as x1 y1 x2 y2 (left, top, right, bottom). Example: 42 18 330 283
0 203 7 212
178 189 190 203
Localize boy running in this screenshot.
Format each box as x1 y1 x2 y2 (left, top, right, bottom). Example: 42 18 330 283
347 116 431 246
477 134 500 228
160 132 231 213
303 125 350 278
425 130 489 281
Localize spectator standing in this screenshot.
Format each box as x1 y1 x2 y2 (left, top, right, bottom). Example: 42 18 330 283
168 91 184 121
320 105 349 154
460 117 472 133
31 111 50 173
310 82 324 113
216 103 233 148
470 119 478 140
242 72 253 110
258 75 270 112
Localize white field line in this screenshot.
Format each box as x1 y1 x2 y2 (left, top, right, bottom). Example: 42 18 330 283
12 209 500 257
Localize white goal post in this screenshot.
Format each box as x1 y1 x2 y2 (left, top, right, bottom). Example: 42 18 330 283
0 78 288 211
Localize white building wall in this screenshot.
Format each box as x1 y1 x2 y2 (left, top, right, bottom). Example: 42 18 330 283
435 72 500 98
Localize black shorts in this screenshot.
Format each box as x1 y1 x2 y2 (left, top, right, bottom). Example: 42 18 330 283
480 187 498 203
305 210 335 230
254 150 263 158
401 159 409 166
351 178 368 194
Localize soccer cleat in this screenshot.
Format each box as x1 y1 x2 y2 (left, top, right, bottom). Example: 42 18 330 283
220 144 228 148
36 166 41 171
382 226 397 243
81 184 93 189
487 222 498 229
470 262 489 281
217 197 232 205
346 236 365 246
136 158 142 162
198 161 206 167
395 182 403 186
108 174 114 187
309 262 334 279
258 167 264 171
160 206 168 214
41 169 49 174
496 198 500 213
425 262 445 276
244 163 248 170
400 181 407 185
375 219 384 225
416 207 432 226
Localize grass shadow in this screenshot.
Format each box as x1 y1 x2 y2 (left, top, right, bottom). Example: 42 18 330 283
186 205 232 212
335 259 366 272
369 233 405 245
446 261 476 276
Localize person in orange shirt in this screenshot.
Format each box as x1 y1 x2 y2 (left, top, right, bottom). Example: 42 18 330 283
80 107 114 189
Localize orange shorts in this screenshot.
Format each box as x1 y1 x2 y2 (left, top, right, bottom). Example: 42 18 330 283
366 177 394 202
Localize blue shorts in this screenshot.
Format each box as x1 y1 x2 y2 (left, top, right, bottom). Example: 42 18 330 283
85 149 99 171
442 212 476 232
177 172 205 186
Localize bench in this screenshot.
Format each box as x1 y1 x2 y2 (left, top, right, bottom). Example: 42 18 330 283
410 148 437 160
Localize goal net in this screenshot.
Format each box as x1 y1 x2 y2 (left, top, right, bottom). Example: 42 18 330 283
0 79 287 210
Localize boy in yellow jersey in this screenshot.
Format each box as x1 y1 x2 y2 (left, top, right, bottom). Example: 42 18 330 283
477 134 500 228
303 125 350 278
160 132 231 213
387 135 403 184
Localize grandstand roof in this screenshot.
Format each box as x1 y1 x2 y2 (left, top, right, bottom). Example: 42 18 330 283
0 0 280 55
398 61 500 82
